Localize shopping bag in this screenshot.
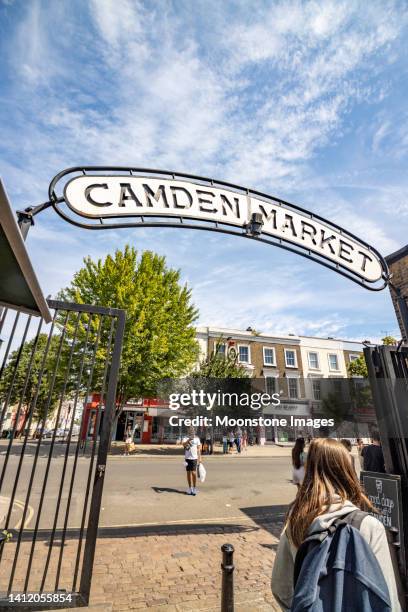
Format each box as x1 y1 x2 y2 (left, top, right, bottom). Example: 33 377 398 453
198 462 206 483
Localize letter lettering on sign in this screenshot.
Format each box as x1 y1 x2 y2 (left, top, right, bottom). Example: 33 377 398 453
258 204 277 229
320 229 336 255
85 184 113 207
358 251 373 272
143 184 169 208
281 214 297 237
220 194 240 218
119 183 143 207
196 190 217 213
170 186 193 209
338 239 354 263
301 221 317 246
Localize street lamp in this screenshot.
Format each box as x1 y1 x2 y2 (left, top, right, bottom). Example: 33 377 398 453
246 212 263 236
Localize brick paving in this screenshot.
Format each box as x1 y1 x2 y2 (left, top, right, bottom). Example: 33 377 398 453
84 517 283 611
1 512 284 611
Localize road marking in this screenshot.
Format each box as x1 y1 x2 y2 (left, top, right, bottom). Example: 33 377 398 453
13 499 34 529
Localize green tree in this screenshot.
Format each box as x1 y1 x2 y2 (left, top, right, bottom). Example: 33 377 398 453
192 350 250 378
382 335 398 346
347 354 368 378
0 334 66 435
58 246 199 403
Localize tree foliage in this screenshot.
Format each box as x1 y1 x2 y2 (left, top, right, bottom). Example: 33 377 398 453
0 333 65 434
347 354 368 378
192 350 250 378
58 246 199 401
382 335 398 346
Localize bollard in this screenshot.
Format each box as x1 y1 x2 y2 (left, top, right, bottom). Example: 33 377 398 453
221 543 234 612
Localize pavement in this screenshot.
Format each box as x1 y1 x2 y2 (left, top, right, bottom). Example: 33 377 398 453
109 441 294 458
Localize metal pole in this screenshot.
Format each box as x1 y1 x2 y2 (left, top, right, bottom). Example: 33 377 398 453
221 543 234 612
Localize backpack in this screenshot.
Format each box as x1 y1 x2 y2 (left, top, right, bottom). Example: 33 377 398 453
291 510 392 612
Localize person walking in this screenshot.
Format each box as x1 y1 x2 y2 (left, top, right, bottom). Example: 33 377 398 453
292 437 306 488
228 430 235 454
205 428 213 455
242 429 248 452
362 432 386 473
123 426 133 456
182 427 201 496
272 438 402 611
222 431 228 454
235 427 242 453
340 438 357 473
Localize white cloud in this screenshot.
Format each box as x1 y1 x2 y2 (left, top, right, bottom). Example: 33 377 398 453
1 0 407 342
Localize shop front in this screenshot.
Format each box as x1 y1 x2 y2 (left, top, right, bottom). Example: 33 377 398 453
263 400 313 443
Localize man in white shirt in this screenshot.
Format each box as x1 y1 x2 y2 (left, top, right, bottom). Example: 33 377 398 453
182 427 201 496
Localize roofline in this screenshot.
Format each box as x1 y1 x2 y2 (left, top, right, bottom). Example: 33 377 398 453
0 179 52 322
195 326 364 346
386 244 408 265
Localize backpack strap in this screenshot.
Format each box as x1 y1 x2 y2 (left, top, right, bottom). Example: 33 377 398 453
334 509 368 530
293 527 335 587
293 510 368 587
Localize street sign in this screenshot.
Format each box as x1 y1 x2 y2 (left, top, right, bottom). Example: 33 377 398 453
46 167 389 290
361 471 402 532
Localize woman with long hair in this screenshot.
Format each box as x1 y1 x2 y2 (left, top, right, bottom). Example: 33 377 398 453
272 438 402 611
291 437 306 488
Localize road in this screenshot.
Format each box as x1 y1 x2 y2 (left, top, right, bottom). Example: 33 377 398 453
0 449 296 529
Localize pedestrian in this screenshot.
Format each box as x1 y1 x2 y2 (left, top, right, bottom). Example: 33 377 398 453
123 426 133 456
272 438 402 611
235 427 242 453
340 438 356 472
356 437 364 454
205 428 213 455
292 437 306 488
242 429 248 451
222 431 228 454
182 427 201 496
361 431 386 473
228 430 235 453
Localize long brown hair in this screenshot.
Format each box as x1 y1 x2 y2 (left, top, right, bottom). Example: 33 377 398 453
292 437 305 469
287 438 375 548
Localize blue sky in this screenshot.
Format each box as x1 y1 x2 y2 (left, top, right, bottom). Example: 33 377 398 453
0 0 407 341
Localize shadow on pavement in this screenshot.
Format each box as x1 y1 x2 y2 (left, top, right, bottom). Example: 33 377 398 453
152 486 188 495
110 446 183 456
15 522 259 542
240 504 289 539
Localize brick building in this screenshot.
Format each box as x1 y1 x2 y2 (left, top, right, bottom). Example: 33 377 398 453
386 244 408 342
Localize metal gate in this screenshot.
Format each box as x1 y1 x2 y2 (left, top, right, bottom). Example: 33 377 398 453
0 299 125 609
365 344 408 600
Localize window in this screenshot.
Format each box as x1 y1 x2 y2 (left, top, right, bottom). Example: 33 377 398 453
308 352 319 369
349 354 359 363
263 347 276 366
215 342 226 357
288 378 299 399
285 349 297 368
328 353 339 371
265 376 277 395
238 345 250 363
312 379 321 400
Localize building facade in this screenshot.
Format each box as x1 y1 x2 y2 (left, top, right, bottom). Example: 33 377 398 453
386 244 408 342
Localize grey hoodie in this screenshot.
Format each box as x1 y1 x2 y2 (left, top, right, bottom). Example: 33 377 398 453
271 497 403 612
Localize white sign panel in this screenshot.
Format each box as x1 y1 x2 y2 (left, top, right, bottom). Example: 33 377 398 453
64 175 383 283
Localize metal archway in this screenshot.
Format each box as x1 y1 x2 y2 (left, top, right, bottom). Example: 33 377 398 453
17 166 390 291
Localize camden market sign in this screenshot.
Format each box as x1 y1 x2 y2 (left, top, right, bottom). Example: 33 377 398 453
44 167 389 291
